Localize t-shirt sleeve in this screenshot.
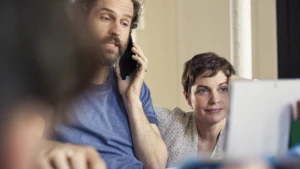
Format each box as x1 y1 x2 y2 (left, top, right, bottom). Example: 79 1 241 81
140 82 158 125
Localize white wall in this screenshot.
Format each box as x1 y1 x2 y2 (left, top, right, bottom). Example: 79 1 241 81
136 0 278 111
176 0 231 111
135 0 179 109
252 0 278 79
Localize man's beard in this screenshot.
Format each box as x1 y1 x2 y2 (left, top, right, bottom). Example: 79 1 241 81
96 35 127 66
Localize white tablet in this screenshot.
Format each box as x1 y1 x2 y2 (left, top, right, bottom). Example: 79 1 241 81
225 79 300 159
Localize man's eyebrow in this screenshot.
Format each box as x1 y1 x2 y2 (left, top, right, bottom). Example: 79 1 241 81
98 8 132 19
97 8 114 13
124 14 133 19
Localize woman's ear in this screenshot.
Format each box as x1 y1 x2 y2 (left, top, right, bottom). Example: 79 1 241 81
183 91 192 108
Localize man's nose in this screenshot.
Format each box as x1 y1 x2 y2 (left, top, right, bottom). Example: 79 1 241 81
109 22 121 36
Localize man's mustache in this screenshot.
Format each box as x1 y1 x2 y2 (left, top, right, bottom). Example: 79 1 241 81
101 36 122 49
98 36 127 57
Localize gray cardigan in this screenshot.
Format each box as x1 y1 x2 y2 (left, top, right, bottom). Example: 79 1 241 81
155 106 226 167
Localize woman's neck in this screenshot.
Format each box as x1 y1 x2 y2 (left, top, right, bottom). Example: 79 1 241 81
196 119 225 141
196 118 226 156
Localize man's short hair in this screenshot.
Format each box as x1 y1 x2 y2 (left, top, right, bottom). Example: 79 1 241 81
71 0 143 29
181 52 236 99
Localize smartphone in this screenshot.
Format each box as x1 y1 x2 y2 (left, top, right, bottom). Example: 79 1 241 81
119 35 138 80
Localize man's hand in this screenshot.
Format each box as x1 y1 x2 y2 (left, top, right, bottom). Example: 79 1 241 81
115 42 148 101
36 141 106 169
115 42 168 168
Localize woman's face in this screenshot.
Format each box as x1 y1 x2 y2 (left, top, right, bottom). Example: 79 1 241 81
187 71 230 125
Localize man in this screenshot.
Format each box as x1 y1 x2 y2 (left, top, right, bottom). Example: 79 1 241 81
38 0 168 169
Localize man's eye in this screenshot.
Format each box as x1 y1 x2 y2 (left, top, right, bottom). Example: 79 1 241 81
121 22 129 27
101 16 110 21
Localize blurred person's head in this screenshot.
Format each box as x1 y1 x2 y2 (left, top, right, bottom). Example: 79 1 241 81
182 52 235 126
70 0 142 66
0 0 99 168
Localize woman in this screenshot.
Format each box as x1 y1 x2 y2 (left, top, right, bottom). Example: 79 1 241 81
155 52 235 167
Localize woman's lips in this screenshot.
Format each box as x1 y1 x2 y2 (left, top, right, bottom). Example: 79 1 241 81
205 108 224 113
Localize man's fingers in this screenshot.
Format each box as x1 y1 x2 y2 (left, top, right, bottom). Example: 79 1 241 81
132 42 147 64
86 148 106 169
35 157 53 169
50 152 70 169
132 55 147 73
131 47 147 62
132 42 144 56
88 158 107 169
132 55 145 65
69 152 87 169
36 142 106 169
87 154 106 169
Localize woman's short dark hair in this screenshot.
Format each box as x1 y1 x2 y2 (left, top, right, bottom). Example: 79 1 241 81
182 52 236 99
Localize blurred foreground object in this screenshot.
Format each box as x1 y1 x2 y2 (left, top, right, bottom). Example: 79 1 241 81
226 80 300 159
0 0 99 169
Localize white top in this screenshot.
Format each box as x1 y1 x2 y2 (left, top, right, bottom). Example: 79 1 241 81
155 106 226 167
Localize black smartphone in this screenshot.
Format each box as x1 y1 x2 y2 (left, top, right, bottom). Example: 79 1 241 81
119 35 138 80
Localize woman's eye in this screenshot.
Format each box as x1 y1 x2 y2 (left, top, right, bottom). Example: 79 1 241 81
198 88 207 94
219 87 228 92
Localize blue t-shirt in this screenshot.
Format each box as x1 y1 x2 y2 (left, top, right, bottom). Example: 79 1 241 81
54 67 158 169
